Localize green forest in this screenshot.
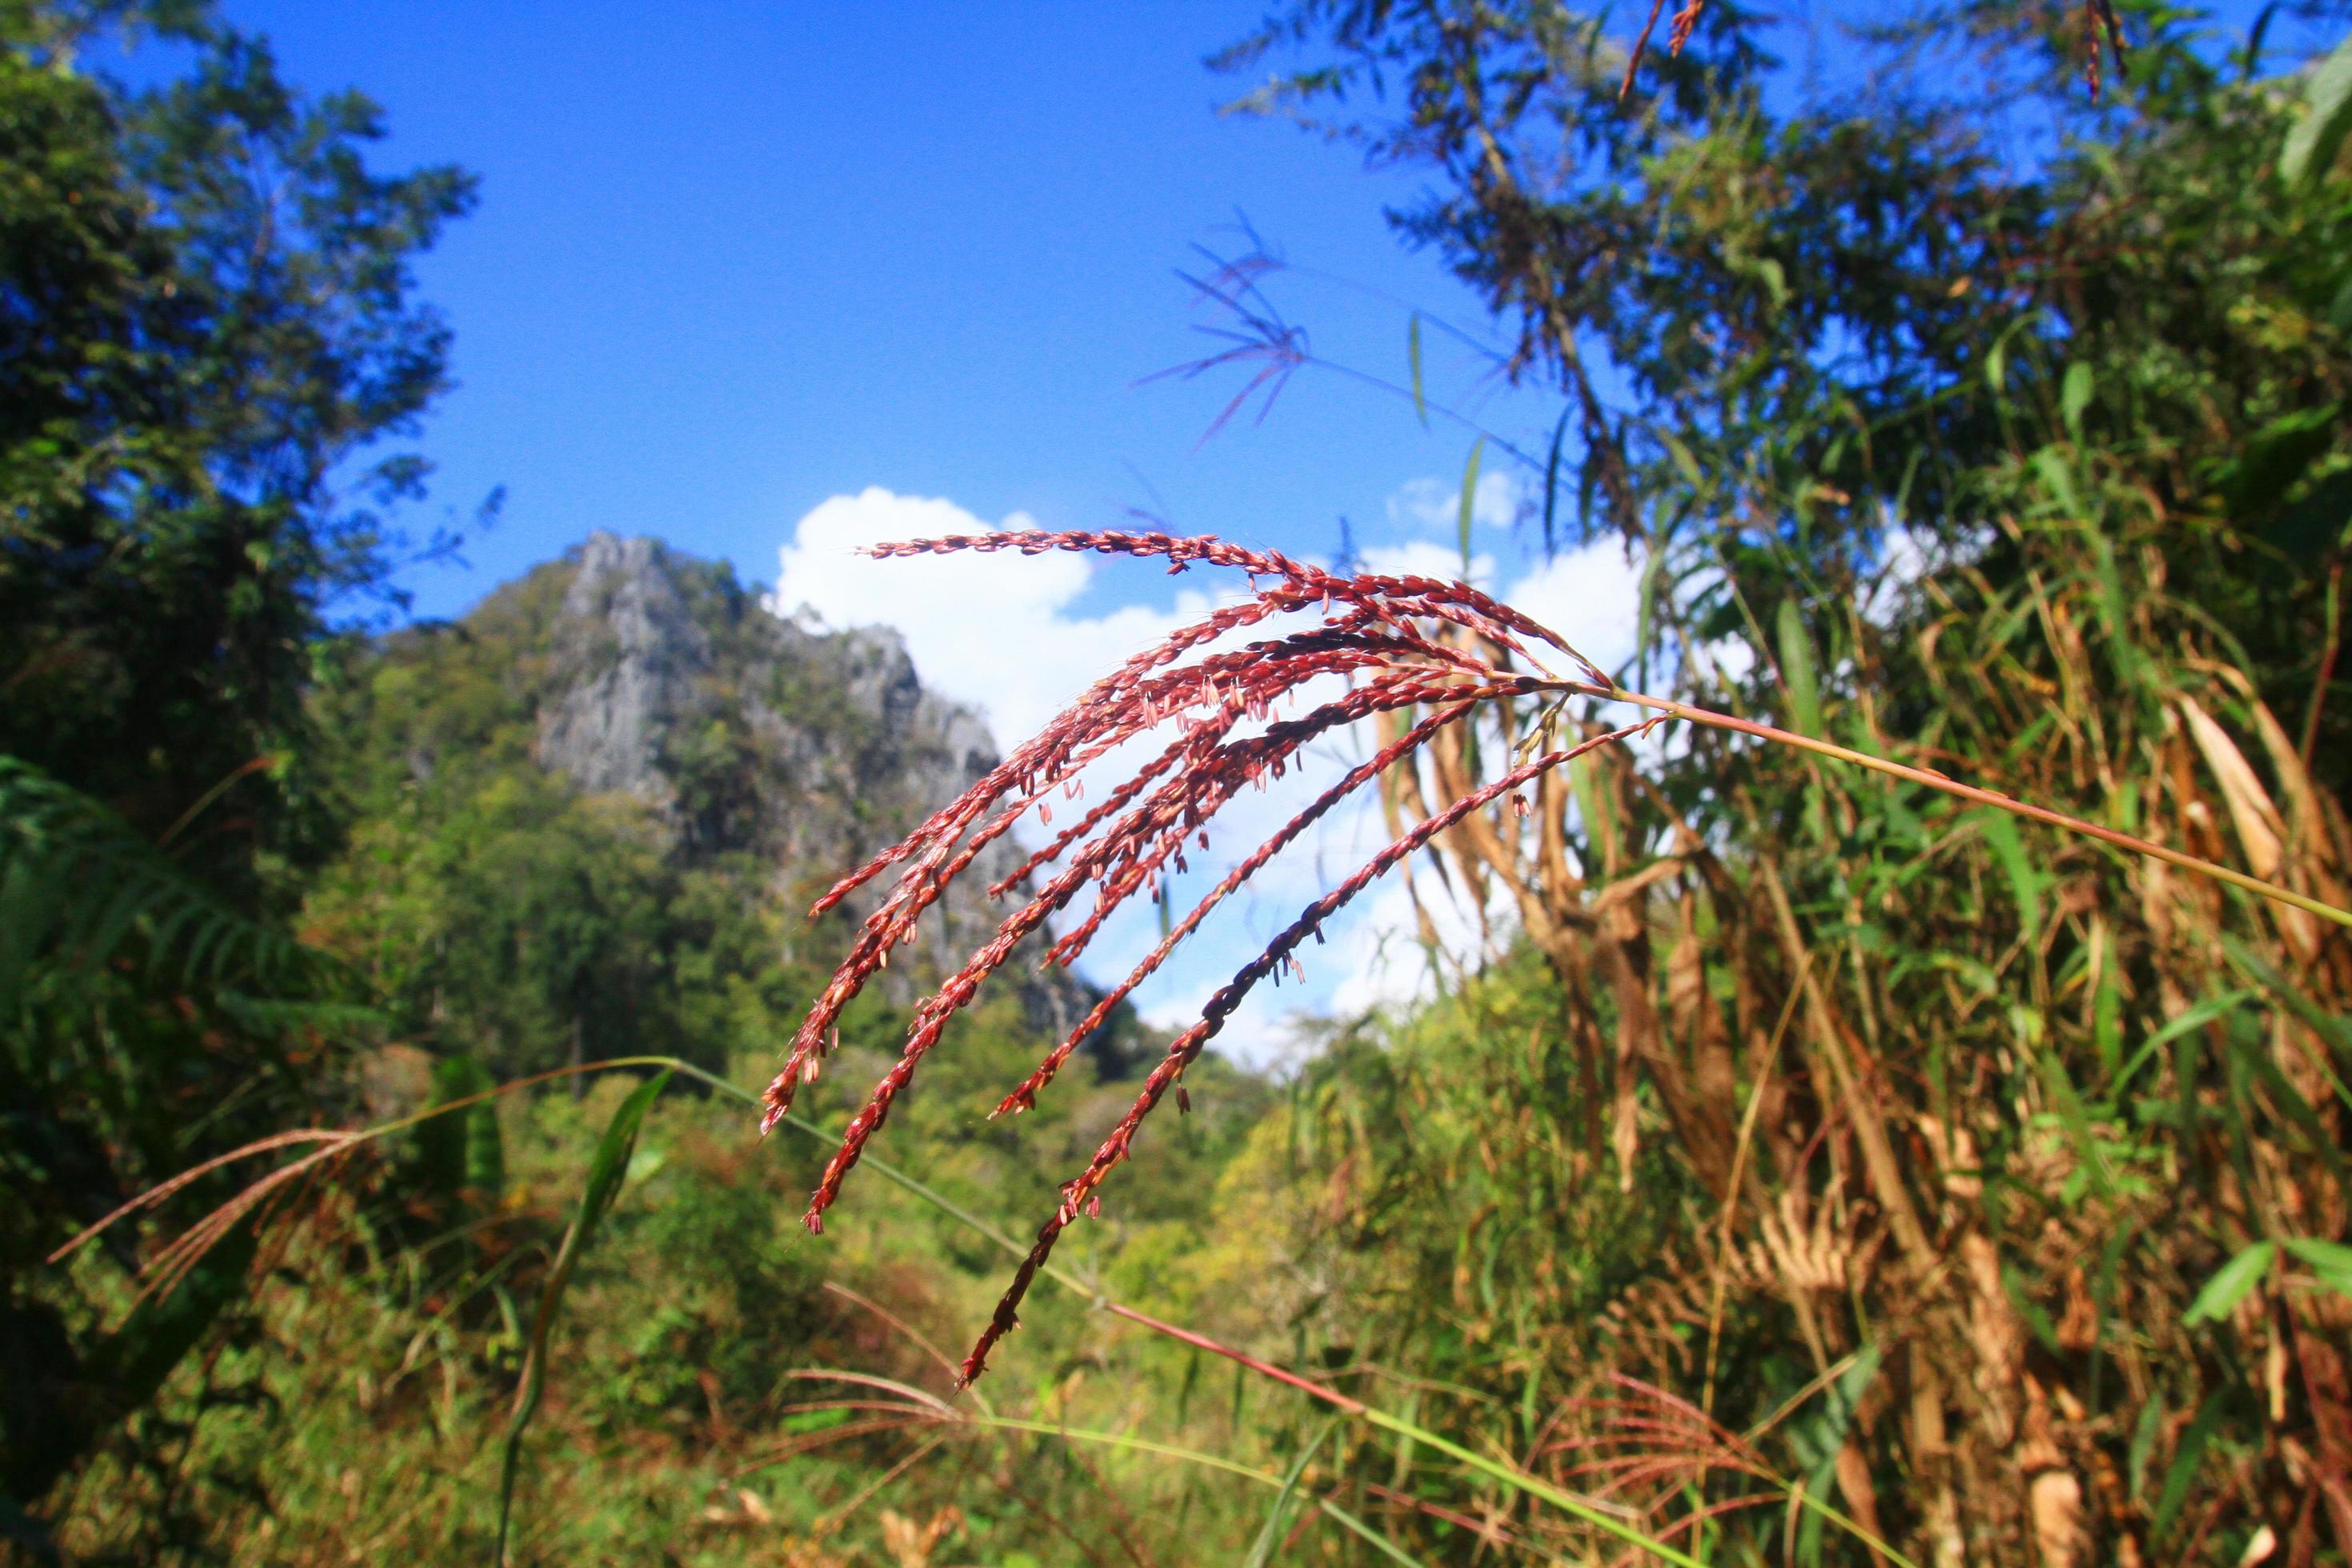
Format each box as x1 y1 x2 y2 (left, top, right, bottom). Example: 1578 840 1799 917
7 2 2352 1564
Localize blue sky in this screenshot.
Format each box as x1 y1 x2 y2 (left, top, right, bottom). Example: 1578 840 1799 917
219 0 1562 622
221 0 2318 626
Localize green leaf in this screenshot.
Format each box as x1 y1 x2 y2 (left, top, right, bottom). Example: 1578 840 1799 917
496 1069 671 1566
2182 1241 2274 1325
2036 1050 2109 1202
2093 972 2122 1077
1457 437 1485 573
1541 404 1571 558
2111 990 2252 1096
2280 32 2352 186
1408 314 1428 429
2237 1037 2352 1179
1977 810 2046 946
2002 1264 2064 1354
1662 431 1705 494
2213 402 2343 522
89 1218 261 1456
2220 934 2352 1065
1790 1344 1884 1566
2030 446 2084 518
1314 1497 1429 1567
2127 1396 2164 1502
0 755 346 1005
2061 362 2093 442
1776 596 1822 738
2284 1237 2352 1300
2152 1391 2226 1535
419 1054 505 1205
2086 532 2145 690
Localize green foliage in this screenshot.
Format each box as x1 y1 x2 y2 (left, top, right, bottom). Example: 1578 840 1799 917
2 0 470 1542
2280 29 2352 186
1227 0 2352 788
415 1053 506 1209
0 756 362 1518
1201 5 2352 1562
498 1070 670 1565
1 0 477 879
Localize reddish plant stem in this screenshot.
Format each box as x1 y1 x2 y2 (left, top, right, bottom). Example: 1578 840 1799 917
1102 1302 1366 1415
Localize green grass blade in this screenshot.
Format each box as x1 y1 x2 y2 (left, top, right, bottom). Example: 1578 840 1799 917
2151 1390 2227 1535
2061 362 2094 442
494 1068 670 1566
2112 989 2251 1095
1457 437 1484 573
962 1415 1431 1566
2221 934 2352 1078
420 1054 505 1206
1540 405 1571 558
1314 1496 1428 1568
1409 314 1428 429
2280 30 2352 186
1358 1407 1710 1568
1245 1418 1338 1568
2282 1237 2352 1300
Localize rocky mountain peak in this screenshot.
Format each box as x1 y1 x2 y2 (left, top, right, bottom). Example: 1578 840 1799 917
500 532 1098 1046
534 531 714 798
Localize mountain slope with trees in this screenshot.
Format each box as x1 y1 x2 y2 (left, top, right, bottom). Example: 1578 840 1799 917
303 529 1128 1089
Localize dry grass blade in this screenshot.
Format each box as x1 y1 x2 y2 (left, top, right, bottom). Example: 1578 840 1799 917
46 1129 362 1314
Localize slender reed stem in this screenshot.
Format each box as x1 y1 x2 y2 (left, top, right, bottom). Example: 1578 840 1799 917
1585 685 2352 930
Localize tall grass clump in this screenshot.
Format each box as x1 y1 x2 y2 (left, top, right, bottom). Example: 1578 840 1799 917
765 514 2351 1562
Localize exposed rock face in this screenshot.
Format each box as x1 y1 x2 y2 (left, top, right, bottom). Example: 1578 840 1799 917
536 534 711 799
519 530 1090 1041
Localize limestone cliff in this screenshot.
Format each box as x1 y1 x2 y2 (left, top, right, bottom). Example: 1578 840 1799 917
508 530 1094 1044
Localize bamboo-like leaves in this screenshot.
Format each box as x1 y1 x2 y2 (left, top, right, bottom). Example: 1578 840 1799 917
1242 1418 1338 1568
1774 595 1821 738
0 754 344 1002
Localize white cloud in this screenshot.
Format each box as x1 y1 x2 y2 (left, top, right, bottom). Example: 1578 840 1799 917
766 485 1654 1070
1504 534 1647 680
1388 466 1521 536
1361 538 1485 582
770 487 1197 751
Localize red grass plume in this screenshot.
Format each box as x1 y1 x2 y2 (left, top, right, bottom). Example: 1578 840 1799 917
760 529 1650 1386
